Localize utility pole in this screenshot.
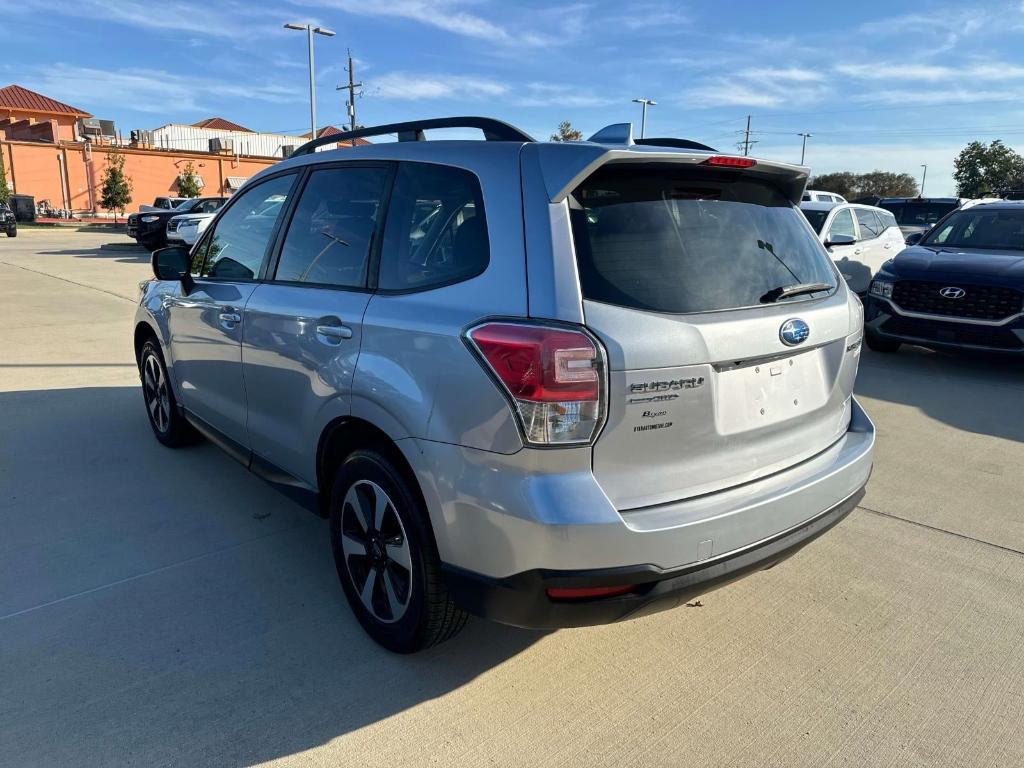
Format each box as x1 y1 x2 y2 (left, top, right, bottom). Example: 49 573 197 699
920 164 928 196
336 50 363 136
742 115 752 156
798 132 812 165
631 98 657 139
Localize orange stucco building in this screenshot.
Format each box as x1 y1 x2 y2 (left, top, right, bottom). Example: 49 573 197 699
0 84 284 214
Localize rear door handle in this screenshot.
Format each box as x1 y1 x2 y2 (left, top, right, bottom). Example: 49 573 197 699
219 311 241 323
316 324 353 341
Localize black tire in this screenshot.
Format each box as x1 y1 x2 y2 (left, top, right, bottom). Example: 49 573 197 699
140 238 160 252
865 330 902 353
329 449 467 653
5 228 15 238
139 339 195 447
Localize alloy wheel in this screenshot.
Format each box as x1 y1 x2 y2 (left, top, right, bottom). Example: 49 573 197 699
142 353 171 433
340 479 413 623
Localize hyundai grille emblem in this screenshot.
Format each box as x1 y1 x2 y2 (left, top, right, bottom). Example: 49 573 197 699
779 318 810 347
939 286 966 299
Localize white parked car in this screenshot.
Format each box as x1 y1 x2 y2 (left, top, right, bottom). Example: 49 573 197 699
800 202 903 295
802 189 847 203
166 213 216 246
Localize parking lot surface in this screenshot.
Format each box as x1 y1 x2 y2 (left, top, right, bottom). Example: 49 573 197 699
3 229 1024 767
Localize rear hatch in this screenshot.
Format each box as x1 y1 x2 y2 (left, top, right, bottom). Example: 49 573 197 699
566 160 859 510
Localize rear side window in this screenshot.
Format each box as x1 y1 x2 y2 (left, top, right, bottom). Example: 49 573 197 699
877 210 898 230
569 166 837 314
854 209 881 239
378 162 488 291
275 166 389 288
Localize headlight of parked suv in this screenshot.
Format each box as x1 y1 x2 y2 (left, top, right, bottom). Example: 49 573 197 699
141 215 161 223
869 280 894 299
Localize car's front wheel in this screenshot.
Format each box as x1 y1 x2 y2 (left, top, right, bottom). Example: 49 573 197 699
139 339 194 447
5 228 15 237
329 449 466 653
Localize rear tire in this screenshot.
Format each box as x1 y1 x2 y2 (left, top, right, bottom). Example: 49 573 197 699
865 330 901 353
329 449 467 653
139 339 194 447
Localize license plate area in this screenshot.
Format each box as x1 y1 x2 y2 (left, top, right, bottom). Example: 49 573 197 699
715 350 827 435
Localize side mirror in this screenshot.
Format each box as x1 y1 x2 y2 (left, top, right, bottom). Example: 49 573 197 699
904 232 924 246
824 233 856 248
152 246 194 293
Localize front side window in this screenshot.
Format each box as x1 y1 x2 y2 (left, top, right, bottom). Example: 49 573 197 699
191 174 295 280
379 162 489 291
829 208 856 239
854 209 881 239
569 165 837 314
925 209 1024 250
274 166 389 288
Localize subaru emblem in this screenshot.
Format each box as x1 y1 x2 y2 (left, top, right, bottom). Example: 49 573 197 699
939 286 966 299
780 318 810 347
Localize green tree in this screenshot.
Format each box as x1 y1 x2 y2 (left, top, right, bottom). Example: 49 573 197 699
855 171 918 198
0 155 10 205
177 160 202 197
100 149 133 222
808 170 919 200
550 121 583 142
953 140 1024 197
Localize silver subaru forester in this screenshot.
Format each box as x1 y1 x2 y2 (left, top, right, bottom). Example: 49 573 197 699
134 117 875 652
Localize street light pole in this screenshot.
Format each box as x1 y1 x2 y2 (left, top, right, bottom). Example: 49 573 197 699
631 98 657 139
920 164 928 196
798 132 812 165
284 23 336 140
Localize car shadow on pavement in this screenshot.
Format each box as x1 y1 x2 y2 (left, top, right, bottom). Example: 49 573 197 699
855 344 1024 443
0 385 544 766
38 245 151 264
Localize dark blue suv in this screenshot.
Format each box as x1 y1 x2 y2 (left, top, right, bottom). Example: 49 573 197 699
865 201 1024 355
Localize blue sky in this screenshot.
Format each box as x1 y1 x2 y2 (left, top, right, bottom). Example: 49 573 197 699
6 0 1024 194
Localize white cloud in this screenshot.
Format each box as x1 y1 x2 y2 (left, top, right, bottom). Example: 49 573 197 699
24 64 300 116
837 62 1024 82
683 66 830 109
294 0 510 41
9 0 283 38
373 73 508 100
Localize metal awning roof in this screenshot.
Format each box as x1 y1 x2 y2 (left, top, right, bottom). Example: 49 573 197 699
225 176 248 190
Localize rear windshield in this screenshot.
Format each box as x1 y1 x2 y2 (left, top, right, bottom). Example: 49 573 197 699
879 201 958 227
801 208 829 233
569 166 837 314
923 208 1024 250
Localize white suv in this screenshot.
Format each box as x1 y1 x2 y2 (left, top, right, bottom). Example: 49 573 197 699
801 202 904 295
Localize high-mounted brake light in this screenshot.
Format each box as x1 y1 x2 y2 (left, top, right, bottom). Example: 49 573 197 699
702 155 757 168
466 322 606 445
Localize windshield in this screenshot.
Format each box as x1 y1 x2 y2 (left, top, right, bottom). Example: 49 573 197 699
879 201 958 227
801 208 829 233
923 208 1024 250
569 166 837 314
174 199 196 211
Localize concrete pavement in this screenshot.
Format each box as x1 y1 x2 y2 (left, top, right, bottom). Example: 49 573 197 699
2 228 1023 767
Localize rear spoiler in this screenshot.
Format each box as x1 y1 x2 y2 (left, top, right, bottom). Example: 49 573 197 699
524 143 810 205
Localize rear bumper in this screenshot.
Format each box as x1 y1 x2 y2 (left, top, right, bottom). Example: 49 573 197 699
866 297 1024 354
407 399 875 627
445 485 864 628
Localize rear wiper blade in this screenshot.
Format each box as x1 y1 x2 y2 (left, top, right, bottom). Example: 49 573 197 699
760 282 833 303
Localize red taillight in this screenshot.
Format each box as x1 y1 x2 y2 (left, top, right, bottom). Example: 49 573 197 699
546 585 636 600
467 322 605 445
702 155 757 168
